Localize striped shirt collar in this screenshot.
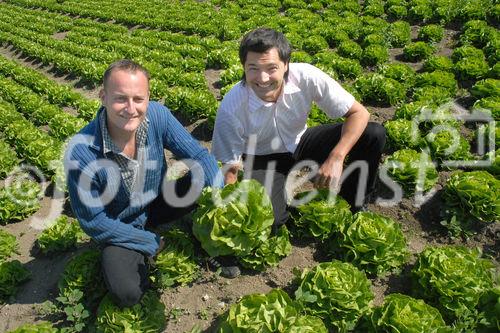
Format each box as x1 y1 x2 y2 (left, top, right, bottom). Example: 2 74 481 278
99 109 149 157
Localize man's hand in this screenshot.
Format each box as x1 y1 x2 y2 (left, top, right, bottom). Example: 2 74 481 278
314 101 370 191
223 164 240 185
315 154 344 192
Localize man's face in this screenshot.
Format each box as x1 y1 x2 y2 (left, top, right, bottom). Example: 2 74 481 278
100 69 149 135
244 47 288 103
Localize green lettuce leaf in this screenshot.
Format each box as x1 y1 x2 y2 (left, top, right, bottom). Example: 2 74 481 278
384 119 423 151
0 260 31 302
95 290 166 333
154 228 199 288
412 246 495 324
239 225 292 271
442 171 499 235
334 212 410 276
58 249 106 308
6 322 58 333
192 179 273 257
292 190 352 240
294 260 373 331
217 289 327 333
363 293 448 332
0 229 18 263
384 149 438 195
37 215 88 254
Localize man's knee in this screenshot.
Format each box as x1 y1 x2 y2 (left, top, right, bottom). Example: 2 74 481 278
364 122 387 151
101 245 148 308
108 283 144 308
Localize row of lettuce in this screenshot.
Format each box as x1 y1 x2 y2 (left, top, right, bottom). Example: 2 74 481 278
0 1 221 123
0 1 498 123
1 179 498 332
4 0 498 41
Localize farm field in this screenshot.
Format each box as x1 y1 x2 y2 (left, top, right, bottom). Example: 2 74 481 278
0 0 498 332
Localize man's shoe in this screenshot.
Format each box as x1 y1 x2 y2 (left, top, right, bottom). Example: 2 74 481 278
207 256 241 279
351 204 369 214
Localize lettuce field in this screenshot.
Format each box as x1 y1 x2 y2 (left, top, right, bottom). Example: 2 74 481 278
0 0 499 332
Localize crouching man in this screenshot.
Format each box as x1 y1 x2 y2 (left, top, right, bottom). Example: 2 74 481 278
64 59 225 307
212 28 386 227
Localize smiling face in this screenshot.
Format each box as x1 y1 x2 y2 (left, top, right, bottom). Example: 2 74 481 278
244 47 288 103
100 69 149 138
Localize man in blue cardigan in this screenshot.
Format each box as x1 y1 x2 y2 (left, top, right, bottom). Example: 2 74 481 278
64 59 225 307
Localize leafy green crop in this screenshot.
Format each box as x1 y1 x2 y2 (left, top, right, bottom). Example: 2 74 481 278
6 322 58 333
425 130 473 166
58 249 106 308
460 20 495 48
361 33 387 48
384 149 438 195
154 228 199 288
412 246 495 324
484 149 500 177
294 260 373 331
378 63 416 87
403 42 435 62
387 4 407 20
441 171 499 235
394 101 433 121
386 21 411 48
0 178 41 225
410 99 459 132
306 104 344 127
476 286 500 332
331 212 410 276
454 56 490 80
292 190 352 240
0 260 31 302
384 119 423 150
291 51 313 63
192 180 273 257
37 215 88 254
338 40 362 60
471 78 500 99
418 24 445 43
355 73 407 106
408 2 433 22
414 70 457 96
413 86 452 106
452 45 485 62
239 225 291 271
0 138 19 179
0 229 18 263
302 35 329 54
474 96 500 120
362 293 449 332
95 290 166 333
423 55 454 72
362 44 390 67
218 289 327 333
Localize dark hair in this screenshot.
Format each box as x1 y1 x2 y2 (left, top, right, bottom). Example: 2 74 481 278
102 59 150 90
239 28 292 82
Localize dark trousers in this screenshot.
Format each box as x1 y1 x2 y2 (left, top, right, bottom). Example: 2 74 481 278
101 174 195 307
245 122 386 226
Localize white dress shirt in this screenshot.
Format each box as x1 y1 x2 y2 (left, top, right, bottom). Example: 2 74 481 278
211 63 355 165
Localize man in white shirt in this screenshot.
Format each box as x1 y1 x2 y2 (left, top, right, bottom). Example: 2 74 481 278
212 28 386 227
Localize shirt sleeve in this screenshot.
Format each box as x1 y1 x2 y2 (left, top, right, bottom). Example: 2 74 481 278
305 64 355 118
152 103 223 188
65 157 161 257
211 103 246 165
